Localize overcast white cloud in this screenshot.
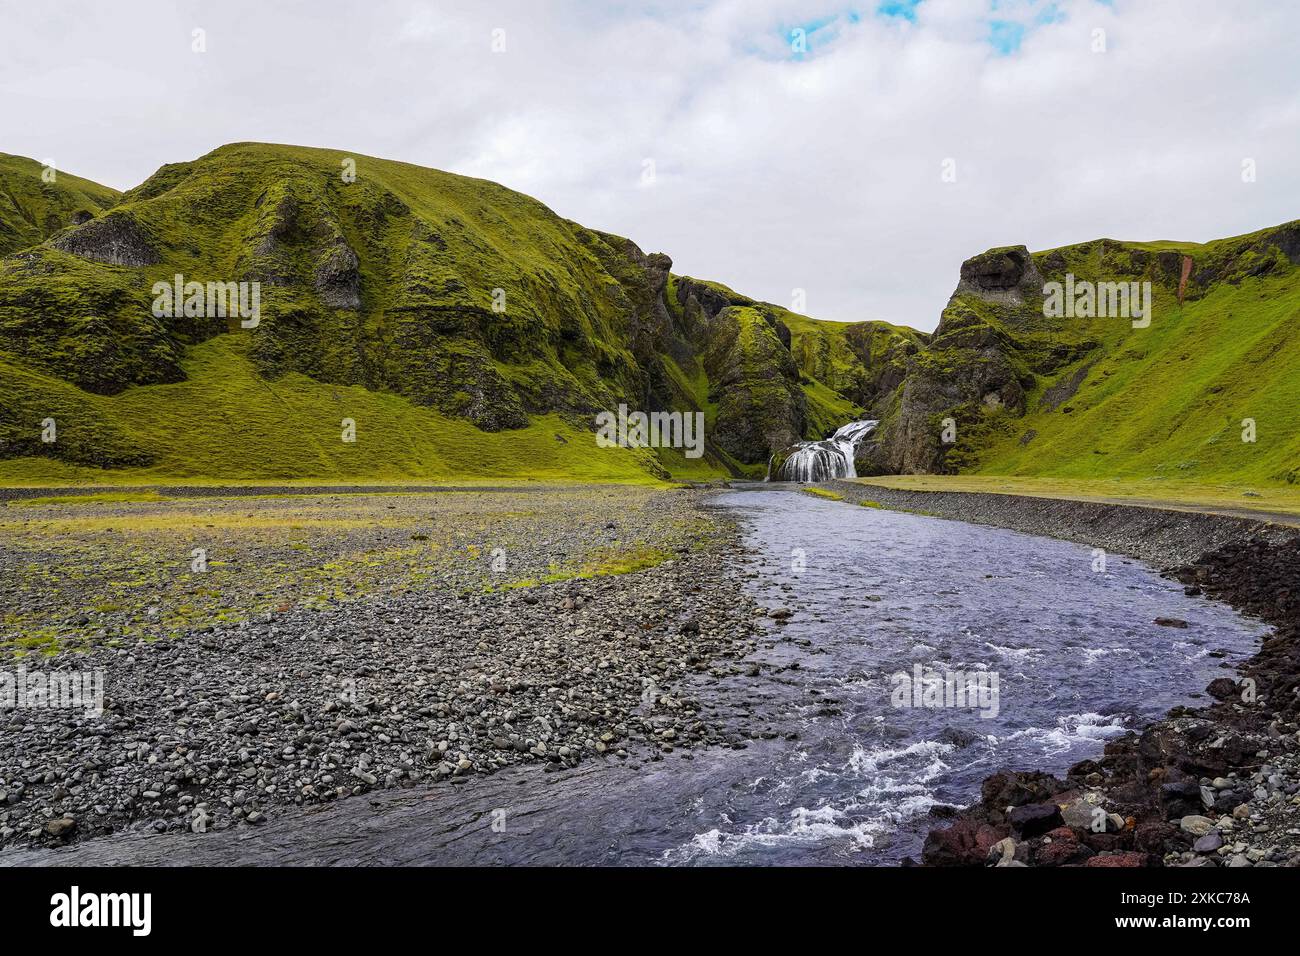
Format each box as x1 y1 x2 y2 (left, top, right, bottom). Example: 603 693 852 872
1 0 1297 330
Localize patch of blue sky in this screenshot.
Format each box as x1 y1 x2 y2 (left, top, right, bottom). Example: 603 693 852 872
750 0 1077 61
1033 1 1065 25
986 0 1069 55
988 19 1027 54
877 0 922 21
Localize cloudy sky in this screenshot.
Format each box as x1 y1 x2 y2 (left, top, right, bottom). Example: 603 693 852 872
2 0 1297 331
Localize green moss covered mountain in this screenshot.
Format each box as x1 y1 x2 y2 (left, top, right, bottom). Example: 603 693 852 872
0 154 120 258
0 141 1296 486
854 221 1300 487
0 143 918 482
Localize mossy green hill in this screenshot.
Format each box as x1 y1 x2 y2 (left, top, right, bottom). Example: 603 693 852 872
0 143 899 483
858 220 1300 487
2 142 1295 488
0 153 120 258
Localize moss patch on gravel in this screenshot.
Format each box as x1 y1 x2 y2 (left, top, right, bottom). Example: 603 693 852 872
0 487 718 656
801 487 844 501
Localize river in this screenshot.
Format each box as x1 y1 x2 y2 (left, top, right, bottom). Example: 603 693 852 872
4 486 1268 867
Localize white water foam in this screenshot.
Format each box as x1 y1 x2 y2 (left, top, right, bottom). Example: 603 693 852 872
1082 647 1133 665
993 712 1128 755
665 739 958 863
983 640 1043 663
845 738 955 779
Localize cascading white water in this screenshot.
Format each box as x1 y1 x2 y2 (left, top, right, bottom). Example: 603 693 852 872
769 420 879 482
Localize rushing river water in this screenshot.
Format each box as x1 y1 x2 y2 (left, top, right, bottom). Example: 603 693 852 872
10 486 1269 867
654 487 1266 864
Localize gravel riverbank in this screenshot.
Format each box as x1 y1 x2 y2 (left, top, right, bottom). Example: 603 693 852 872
826 479 1298 567
0 486 763 850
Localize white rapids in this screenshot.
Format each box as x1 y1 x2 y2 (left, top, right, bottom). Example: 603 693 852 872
769 420 879 482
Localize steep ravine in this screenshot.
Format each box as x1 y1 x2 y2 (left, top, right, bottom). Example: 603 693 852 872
6 144 1296 485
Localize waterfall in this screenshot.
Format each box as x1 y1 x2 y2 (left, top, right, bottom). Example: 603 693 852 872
769 420 879 482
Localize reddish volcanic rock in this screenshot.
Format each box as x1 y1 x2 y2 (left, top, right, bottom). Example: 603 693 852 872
975 824 1006 855
1036 838 1091 866
922 819 1011 866
922 820 983 867
1134 821 1178 852
1085 852 1150 867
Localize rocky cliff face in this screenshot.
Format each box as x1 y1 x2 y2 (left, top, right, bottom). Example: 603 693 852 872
859 219 1300 483
670 277 806 461
861 245 1060 474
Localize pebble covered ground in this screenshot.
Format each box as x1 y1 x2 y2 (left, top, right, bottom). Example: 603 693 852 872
0 486 763 849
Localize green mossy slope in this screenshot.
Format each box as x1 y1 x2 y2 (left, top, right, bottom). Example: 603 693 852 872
871 221 1300 486
974 259 1300 485
0 144 871 483
0 334 665 484
0 153 120 257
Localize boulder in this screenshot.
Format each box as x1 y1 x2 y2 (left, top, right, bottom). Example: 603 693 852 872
51 211 160 266
1009 802 1063 838
1179 815 1216 837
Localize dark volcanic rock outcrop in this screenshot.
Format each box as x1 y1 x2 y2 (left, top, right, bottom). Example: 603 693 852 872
51 212 160 267
699 305 805 463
